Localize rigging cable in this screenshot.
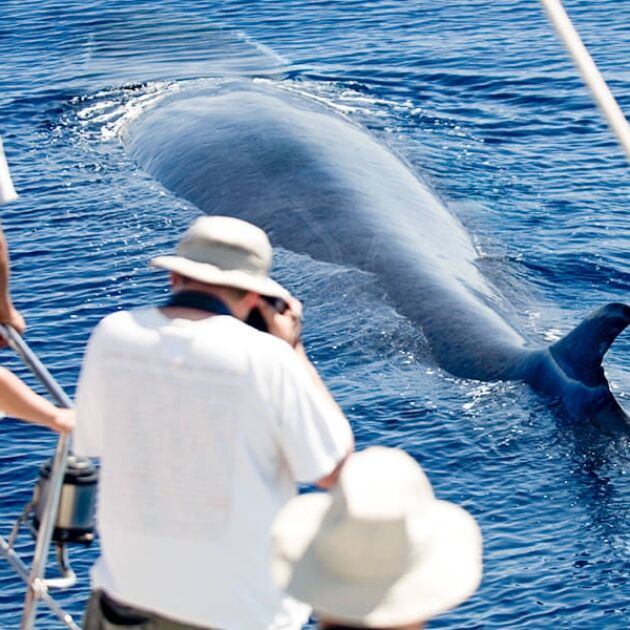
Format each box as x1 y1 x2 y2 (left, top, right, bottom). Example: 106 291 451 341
540 0 630 164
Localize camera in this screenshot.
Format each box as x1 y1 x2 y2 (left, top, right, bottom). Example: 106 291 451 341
246 295 289 332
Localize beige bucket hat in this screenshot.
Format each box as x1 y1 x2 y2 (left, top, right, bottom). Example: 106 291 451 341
151 215 289 299
271 447 482 628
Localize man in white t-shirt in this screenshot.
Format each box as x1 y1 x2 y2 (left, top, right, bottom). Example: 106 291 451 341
74 216 354 630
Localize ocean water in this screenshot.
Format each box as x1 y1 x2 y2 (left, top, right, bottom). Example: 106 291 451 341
0 0 629 628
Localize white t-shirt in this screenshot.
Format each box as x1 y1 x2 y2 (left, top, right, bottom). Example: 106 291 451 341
73 307 353 630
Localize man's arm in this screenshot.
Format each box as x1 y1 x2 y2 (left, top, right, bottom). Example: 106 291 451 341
295 341 354 490
292 341 354 487
258 296 344 411
314 449 352 489
258 295 354 487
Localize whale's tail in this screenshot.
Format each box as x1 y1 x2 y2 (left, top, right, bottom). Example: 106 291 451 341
550 303 630 387
530 303 630 431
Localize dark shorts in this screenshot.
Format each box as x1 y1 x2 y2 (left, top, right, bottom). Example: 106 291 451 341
83 590 217 630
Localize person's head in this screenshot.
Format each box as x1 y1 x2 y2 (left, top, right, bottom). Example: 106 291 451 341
150 215 289 319
271 447 483 630
168 272 257 319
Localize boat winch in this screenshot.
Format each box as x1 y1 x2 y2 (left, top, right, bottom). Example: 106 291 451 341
32 454 98 545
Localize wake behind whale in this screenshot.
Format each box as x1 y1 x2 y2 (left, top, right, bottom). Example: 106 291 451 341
123 81 630 431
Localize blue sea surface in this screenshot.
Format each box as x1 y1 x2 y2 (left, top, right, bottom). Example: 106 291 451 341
1 0 629 628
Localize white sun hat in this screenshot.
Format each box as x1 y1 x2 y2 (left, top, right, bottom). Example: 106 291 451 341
151 215 289 299
271 446 483 628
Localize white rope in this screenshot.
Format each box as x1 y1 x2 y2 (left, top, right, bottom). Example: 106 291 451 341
540 0 630 163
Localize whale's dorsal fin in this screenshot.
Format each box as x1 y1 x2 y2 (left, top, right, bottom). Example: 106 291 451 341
549 302 630 387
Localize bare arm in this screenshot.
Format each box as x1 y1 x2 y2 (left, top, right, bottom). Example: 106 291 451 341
0 227 25 334
0 367 73 433
314 449 352 489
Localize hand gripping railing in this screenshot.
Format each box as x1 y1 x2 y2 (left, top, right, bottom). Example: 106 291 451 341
0 324 81 630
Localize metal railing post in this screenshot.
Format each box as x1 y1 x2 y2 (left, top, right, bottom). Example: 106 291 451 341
0 324 75 630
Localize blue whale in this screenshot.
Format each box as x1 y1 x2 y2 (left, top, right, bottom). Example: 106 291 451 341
124 82 630 431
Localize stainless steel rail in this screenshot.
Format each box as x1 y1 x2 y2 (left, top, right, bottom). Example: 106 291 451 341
0 324 80 630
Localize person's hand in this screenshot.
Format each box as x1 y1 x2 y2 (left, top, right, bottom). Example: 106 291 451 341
256 295 302 348
0 303 26 345
49 408 75 434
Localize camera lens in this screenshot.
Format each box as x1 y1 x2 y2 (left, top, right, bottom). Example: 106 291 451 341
263 295 288 314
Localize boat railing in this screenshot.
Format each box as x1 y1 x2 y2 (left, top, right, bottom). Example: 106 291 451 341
0 324 82 630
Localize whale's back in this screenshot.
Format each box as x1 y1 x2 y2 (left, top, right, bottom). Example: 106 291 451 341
126 85 531 379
